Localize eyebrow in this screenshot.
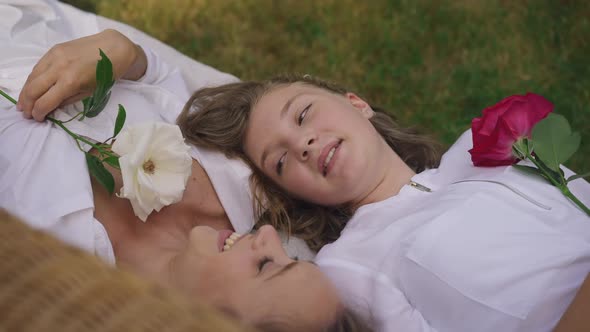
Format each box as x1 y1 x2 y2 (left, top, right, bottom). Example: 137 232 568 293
259 92 307 170
264 261 300 281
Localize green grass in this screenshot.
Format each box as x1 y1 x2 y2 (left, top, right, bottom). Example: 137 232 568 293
63 0 590 172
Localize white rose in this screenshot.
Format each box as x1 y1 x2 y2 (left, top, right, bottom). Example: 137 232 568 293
112 122 192 221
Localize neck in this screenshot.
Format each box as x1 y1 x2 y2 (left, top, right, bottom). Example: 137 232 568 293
114 219 188 286
91 175 190 254
353 148 416 209
88 157 233 287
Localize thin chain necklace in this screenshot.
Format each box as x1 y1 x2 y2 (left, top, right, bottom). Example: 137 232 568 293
409 180 432 192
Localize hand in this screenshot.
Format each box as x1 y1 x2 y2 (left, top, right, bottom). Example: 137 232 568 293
18 29 147 121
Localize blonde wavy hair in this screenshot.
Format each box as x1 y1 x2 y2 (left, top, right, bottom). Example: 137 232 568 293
178 75 441 252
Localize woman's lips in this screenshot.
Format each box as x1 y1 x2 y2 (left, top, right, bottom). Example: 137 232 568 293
217 230 234 252
318 140 342 176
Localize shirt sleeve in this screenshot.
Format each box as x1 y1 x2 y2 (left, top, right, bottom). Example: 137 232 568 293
134 45 191 101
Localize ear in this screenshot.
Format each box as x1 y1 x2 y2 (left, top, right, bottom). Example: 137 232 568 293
346 92 374 118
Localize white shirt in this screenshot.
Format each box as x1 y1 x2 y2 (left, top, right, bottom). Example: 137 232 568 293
0 0 253 263
316 130 590 332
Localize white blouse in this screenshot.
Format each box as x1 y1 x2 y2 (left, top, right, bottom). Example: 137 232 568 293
316 130 590 332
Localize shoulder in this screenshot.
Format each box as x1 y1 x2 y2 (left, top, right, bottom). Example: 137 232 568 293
436 129 474 171
316 257 434 331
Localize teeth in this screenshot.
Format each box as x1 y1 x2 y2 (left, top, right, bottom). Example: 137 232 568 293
223 232 243 251
324 147 336 167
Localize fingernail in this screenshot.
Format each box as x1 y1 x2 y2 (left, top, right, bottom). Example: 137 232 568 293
16 102 22 111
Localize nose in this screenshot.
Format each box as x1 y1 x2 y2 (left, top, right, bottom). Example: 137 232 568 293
252 225 289 257
253 225 279 249
296 135 316 161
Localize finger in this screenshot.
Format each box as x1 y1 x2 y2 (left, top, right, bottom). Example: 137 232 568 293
18 60 52 110
26 58 53 85
26 43 69 85
19 69 59 118
31 80 79 121
60 91 92 107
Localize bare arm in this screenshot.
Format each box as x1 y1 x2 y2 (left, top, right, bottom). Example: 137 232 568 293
553 273 590 332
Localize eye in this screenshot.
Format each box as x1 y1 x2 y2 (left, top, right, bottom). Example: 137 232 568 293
276 153 286 175
298 104 311 125
258 257 273 273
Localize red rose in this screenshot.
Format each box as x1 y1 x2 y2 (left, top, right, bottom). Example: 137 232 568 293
469 93 553 166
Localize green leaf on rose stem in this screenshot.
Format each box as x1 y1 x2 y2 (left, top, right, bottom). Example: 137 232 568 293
113 104 126 137
531 113 581 172
87 91 112 118
86 153 115 195
82 96 90 109
512 139 529 159
513 164 551 183
80 97 91 121
532 153 567 186
82 49 115 119
567 172 590 183
103 156 120 169
95 49 114 97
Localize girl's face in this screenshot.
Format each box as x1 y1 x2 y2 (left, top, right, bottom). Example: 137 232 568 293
244 83 393 207
169 224 341 329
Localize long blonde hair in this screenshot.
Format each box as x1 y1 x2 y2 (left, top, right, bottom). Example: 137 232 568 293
178 75 441 251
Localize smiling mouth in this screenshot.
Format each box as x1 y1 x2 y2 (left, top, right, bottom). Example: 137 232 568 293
322 139 343 176
222 232 243 251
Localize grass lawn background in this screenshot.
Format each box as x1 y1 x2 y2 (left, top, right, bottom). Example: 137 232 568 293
64 0 590 172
